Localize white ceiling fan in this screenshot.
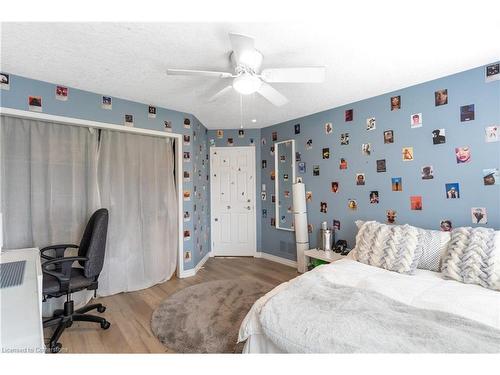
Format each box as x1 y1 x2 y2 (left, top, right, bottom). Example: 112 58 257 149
166 32 326 107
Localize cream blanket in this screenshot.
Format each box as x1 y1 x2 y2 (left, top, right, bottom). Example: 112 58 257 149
258 268 500 353
238 259 500 353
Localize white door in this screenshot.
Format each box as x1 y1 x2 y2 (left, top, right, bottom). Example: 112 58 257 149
210 146 256 256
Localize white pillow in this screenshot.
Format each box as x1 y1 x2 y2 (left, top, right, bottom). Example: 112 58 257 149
355 220 450 272
442 227 500 291
353 220 420 275
413 227 450 272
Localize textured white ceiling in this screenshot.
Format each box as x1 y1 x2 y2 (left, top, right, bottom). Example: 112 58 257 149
1 19 499 129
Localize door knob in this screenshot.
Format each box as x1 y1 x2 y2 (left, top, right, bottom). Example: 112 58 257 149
246 206 252 210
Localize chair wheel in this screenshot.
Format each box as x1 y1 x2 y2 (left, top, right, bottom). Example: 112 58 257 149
100 320 111 330
97 305 106 313
49 343 62 353
66 321 73 328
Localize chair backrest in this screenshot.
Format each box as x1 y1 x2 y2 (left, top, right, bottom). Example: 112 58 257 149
78 208 109 278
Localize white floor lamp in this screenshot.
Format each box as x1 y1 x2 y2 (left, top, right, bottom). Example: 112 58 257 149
292 182 309 273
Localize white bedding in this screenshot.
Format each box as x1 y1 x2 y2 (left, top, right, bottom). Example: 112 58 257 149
238 259 500 353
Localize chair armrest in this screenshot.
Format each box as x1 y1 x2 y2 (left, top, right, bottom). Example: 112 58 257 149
40 244 79 260
41 256 88 293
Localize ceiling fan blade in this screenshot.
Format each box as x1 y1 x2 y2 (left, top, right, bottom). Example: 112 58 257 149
257 82 289 107
229 32 255 63
208 85 233 102
167 69 233 78
261 67 326 83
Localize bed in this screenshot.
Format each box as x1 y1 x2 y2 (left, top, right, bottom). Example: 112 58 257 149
238 255 500 353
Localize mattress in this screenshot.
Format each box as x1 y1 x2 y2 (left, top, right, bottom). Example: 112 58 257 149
238 259 500 353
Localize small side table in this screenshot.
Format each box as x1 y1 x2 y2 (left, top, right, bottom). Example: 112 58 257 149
304 248 349 269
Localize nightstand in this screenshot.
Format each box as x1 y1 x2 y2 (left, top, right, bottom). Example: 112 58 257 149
304 248 349 269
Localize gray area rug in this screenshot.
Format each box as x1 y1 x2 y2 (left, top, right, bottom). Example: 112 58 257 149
151 279 273 353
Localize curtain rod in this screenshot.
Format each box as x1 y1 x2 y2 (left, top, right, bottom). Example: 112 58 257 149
0 107 182 140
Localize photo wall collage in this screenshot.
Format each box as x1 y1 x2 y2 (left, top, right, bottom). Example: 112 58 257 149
3 62 498 265
260 62 499 256
0 73 211 270
183 118 211 266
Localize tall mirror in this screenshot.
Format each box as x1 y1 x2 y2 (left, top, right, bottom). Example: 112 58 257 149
274 139 296 231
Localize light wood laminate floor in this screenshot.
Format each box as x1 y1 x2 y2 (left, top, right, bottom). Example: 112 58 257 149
45 257 298 353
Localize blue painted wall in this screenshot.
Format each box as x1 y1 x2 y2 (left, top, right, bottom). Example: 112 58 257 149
207 128 262 251
0 73 210 270
260 63 500 260
186 117 211 268
3 62 498 266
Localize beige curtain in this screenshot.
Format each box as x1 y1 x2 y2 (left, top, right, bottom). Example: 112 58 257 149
95 129 178 296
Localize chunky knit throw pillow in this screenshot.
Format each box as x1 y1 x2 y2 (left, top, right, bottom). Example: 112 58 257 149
356 221 451 272
442 227 500 291
353 221 420 275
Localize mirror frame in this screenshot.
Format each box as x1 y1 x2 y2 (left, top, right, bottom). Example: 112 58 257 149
274 139 296 231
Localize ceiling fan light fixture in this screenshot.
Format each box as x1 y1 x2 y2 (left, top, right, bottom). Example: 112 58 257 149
232 74 262 95
238 50 263 70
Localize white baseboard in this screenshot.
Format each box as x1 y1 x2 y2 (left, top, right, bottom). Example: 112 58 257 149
180 251 296 277
179 268 196 278
255 252 297 268
179 251 211 278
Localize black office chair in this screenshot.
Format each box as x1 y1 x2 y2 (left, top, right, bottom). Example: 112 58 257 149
41 208 110 353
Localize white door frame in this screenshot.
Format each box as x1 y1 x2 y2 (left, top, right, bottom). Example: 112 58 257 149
209 146 257 257
0 107 187 278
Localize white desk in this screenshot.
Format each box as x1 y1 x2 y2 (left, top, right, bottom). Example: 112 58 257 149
0 248 44 353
